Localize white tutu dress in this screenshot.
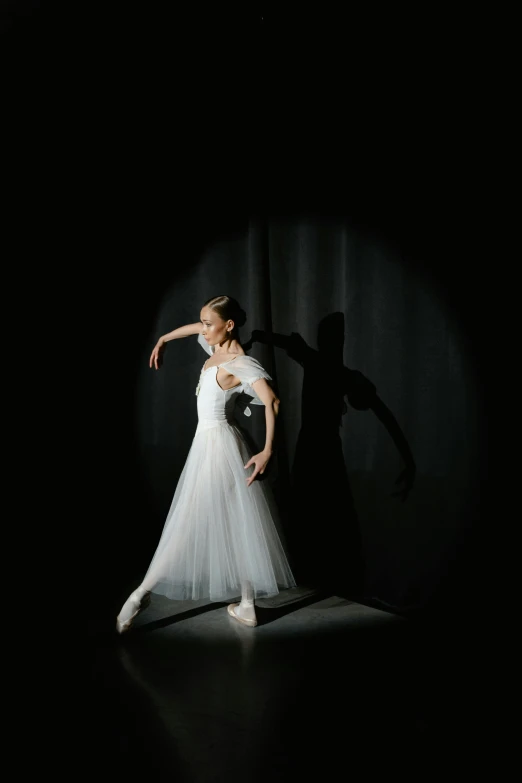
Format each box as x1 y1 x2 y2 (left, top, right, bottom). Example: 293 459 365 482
141 333 296 602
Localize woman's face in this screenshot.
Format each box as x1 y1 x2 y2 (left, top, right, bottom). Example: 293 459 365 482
200 306 233 347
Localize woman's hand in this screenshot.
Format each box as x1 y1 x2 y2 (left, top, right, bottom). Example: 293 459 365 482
149 338 165 370
244 451 271 487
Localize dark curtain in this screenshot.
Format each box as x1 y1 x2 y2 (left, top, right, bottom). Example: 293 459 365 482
5 5 480 639
3 13 486 779
85 210 480 638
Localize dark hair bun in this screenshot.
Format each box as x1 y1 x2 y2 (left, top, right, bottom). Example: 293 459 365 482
203 295 247 330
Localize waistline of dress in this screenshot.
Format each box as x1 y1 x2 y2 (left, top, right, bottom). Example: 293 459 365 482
195 417 237 434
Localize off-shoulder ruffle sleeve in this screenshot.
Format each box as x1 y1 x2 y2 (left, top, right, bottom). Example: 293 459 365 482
225 355 272 416
197 332 215 356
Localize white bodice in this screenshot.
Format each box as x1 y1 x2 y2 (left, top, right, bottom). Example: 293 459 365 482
196 364 246 423
195 333 272 424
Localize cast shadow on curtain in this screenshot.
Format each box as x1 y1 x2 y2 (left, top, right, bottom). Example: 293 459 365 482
243 312 416 600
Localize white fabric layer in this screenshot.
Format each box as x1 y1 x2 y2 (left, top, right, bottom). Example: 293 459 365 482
196 332 272 415
197 331 215 357
141 335 295 602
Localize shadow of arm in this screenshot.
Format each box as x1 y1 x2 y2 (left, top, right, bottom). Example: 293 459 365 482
245 330 312 367
370 395 417 501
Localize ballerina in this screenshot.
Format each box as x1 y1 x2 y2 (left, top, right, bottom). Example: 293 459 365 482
116 295 296 632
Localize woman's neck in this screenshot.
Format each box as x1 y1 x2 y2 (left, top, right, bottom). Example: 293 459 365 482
214 337 241 355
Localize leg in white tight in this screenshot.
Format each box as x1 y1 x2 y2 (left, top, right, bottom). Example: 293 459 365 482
234 579 257 622
116 585 151 633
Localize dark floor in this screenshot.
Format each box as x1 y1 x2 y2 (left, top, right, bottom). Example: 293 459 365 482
88 586 474 780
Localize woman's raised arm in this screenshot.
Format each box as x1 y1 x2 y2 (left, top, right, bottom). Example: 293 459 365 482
150 322 202 369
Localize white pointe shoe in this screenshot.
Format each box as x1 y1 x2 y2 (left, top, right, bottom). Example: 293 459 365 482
116 587 151 634
227 603 258 627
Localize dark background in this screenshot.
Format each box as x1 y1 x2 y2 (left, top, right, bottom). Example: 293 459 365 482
5 1 482 611
4 4 483 767
99 210 480 626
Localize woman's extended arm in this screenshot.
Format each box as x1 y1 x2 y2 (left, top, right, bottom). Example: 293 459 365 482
150 322 201 369
243 378 280 486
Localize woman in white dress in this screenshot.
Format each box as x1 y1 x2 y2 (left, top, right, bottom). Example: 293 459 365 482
116 295 296 632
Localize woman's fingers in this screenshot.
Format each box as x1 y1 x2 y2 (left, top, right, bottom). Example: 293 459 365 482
246 469 259 487
245 458 257 486
246 461 264 486
149 346 161 369
245 453 269 485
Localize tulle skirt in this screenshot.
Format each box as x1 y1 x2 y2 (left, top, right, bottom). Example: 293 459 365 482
143 419 296 601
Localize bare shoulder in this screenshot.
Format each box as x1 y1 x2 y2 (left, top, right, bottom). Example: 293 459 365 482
222 350 245 366
215 349 244 377
204 349 244 370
